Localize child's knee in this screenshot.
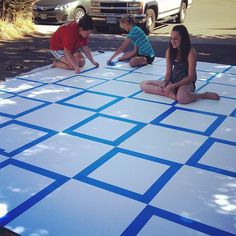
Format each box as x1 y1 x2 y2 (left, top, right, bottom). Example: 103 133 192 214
176 94 190 104
79 59 85 67
129 58 136 68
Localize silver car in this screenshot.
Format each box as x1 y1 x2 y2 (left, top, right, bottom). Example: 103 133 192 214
33 0 91 24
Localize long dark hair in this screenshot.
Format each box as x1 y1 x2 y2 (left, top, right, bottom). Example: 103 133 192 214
169 25 191 62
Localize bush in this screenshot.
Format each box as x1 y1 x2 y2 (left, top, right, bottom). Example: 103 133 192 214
0 0 35 22
0 0 36 40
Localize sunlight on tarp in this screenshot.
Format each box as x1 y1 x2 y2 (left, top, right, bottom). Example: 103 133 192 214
0 203 8 218
27 88 65 98
213 194 236 213
0 99 16 106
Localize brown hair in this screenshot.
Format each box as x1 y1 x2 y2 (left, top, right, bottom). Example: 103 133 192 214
119 14 135 25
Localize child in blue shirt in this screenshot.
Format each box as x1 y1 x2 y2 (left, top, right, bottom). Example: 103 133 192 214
107 14 155 67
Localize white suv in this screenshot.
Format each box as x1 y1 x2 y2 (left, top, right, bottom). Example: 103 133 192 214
91 0 192 34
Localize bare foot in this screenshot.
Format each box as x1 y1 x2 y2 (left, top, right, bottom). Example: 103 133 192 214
202 92 220 100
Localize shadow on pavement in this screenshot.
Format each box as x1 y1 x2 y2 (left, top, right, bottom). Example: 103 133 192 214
0 31 235 80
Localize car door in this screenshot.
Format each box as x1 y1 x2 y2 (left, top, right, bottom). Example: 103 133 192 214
157 0 181 18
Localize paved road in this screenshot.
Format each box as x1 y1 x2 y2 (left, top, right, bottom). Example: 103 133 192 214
152 0 236 45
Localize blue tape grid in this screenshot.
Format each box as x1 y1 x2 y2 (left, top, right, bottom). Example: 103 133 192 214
0 57 235 235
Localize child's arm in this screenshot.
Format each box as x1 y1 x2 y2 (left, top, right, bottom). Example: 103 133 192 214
82 46 99 67
107 38 132 63
64 48 81 73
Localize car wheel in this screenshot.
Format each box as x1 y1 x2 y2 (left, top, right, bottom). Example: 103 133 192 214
176 1 187 23
144 9 156 35
74 7 85 23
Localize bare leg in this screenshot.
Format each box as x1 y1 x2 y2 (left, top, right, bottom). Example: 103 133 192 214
52 59 73 70
129 56 147 67
74 52 85 67
140 80 176 100
176 84 220 104
119 51 137 61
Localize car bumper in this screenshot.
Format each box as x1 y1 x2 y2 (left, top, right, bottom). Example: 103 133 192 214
33 10 74 24
91 14 146 25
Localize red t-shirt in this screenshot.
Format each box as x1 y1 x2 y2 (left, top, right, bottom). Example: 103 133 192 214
50 22 88 53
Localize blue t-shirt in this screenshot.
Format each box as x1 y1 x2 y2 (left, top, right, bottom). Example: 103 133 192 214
127 25 154 57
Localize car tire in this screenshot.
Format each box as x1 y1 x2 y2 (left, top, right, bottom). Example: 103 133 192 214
74 7 85 23
144 9 156 35
176 1 187 23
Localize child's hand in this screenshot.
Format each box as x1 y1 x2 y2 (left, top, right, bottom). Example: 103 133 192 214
159 80 168 91
93 61 99 67
75 66 81 74
107 60 115 66
107 59 112 65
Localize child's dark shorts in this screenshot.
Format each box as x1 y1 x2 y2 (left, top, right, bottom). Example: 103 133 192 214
138 54 155 64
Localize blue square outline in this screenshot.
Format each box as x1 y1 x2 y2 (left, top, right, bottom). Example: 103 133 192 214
121 205 233 236
57 90 124 112
0 120 58 157
0 78 45 95
185 137 236 178
0 158 69 226
151 106 226 136
114 71 164 84
74 147 181 204
64 113 146 146
129 90 177 106
0 95 50 119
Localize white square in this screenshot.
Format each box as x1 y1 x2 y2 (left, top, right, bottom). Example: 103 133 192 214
211 116 236 142
56 75 106 89
101 98 171 123
154 58 166 66
17 103 95 132
197 62 230 73
225 66 236 74
6 180 145 236
74 116 136 142
199 142 236 173
116 72 162 84
135 64 166 75
0 91 14 101
176 97 236 116
0 116 11 125
160 109 218 132
150 166 236 235
0 96 44 117
89 80 140 97
119 124 207 163
0 154 8 163
200 83 236 99
81 68 128 80
0 123 47 154
0 79 42 94
19 67 76 83
19 84 82 102
195 80 207 90
138 215 208 236
88 152 169 194
0 165 53 214
13 134 113 177
108 61 134 71
210 73 236 86
133 91 174 104
64 92 117 110
197 71 216 81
